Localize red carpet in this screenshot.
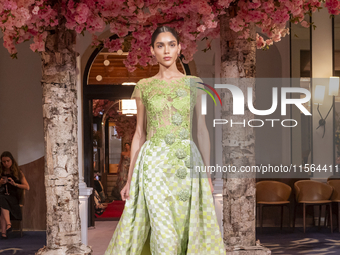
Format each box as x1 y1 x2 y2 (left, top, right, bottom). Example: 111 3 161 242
95 200 125 220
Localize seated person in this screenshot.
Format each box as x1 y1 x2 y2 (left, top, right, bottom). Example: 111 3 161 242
94 173 105 202
94 189 108 216
0 151 30 239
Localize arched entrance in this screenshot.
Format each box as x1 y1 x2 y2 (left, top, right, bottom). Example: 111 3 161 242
82 38 190 226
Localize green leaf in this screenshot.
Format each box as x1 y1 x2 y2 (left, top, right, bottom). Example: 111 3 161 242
11 53 18 59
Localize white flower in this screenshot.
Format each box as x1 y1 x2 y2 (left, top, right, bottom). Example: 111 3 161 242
171 112 183 126
176 148 186 159
164 133 176 145
179 128 189 139
176 167 187 179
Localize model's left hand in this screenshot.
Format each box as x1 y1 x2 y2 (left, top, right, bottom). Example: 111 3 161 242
7 177 16 186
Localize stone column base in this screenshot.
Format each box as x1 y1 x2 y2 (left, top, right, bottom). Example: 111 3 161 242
227 246 272 255
226 249 271 255
36 243 92 255
225 242 271 255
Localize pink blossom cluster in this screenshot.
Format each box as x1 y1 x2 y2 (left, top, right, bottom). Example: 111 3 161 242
0 0 58 56
230 0 337 49
325 0 340 15
0 0 230 70
230 0 321 49
1 0 339 69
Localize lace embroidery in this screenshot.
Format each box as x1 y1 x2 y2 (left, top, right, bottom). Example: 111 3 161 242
133 76 203 189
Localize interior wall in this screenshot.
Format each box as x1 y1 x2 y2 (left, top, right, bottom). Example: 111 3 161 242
255 36 283 166
0 40 44 165
311 8 334 179
0 40 46 231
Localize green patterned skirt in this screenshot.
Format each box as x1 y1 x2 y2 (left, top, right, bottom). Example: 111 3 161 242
105 139 226 255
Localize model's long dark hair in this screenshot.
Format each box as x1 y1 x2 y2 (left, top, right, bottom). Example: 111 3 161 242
151 26 180 48
0 151 21 180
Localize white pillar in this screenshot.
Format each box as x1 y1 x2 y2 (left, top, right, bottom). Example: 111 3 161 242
77 55 93 245
79 191 92 245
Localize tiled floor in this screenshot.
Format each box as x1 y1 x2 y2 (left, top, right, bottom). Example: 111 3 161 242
3 224 340 255
88 221 118 255
257 227 340 255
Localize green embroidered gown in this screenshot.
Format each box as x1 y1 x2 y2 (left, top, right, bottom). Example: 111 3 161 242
105 75 226 255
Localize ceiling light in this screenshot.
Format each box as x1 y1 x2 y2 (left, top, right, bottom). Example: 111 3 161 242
104 60 110 66
117 49 123 55
122 82 137 85
119 99 137 115
96 75 103 81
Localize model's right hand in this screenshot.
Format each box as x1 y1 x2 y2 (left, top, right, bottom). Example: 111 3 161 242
121 182 130 201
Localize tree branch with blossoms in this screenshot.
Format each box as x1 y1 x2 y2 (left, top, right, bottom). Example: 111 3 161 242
1 0 339 70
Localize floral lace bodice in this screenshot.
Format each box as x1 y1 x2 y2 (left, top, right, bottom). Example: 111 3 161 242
131 75 204 166
132 76 203 172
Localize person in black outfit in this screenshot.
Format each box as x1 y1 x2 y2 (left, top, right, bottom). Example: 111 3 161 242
0 151 30 239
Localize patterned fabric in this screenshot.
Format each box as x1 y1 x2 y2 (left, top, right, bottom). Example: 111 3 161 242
105 76 226 255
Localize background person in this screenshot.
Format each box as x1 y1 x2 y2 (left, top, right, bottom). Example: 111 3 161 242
0 151 29 239
111 142 131 200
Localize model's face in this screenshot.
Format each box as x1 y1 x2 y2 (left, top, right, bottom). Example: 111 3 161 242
151 32 181 67
1 157 12 169
125 144 130 150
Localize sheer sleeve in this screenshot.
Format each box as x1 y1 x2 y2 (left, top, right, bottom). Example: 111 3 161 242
189 76 205 97
195 77 205 97
131 80 143 100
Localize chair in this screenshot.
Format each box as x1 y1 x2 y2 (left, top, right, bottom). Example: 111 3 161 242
11 189 25 237
256 181 291 232
327 179 340 232
293 180 333 233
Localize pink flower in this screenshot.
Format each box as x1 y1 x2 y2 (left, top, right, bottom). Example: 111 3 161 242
262 0 274 12
230 17 245 33
266 39 273 46
32 6 39 15
300 20 310 28
3 0 17 11
75 3 90 24
197 25 206 32
256 34 266 49
217 0 233 8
